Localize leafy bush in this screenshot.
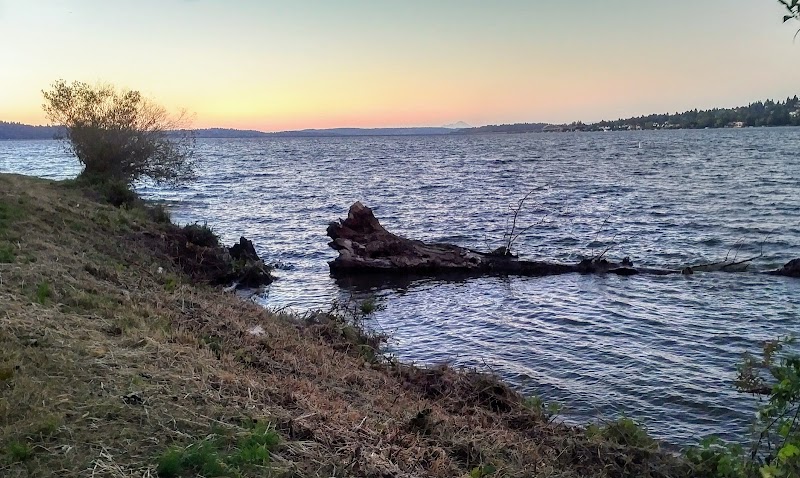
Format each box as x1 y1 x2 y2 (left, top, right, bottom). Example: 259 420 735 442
304 296 389 363
684 437 747 478
182 222 219 248
682 337 800 478
586 417 657 450
146 204 172 224
523 394 563 422
737 337 800 477
42 80 195 186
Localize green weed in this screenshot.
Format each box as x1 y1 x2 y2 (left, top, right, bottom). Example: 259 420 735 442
683 436 747 478
469 463 497 478
157 441 226 478
156 422 279 477
35 281 52 305
163 275 179 292
0 244 14 263
229 423 280 469
0 200 24 233
586 417 656 450
6 441 33 463
523 395 563 422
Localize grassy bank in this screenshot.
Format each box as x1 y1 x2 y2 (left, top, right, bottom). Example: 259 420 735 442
0 173 688 477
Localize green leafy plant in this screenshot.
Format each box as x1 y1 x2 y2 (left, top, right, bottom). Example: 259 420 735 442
228 423 280 469
523 394 563 423
157 441 226 478
0 244 14 263
6 441 33 463
156 422 279 477
736 337 800 477
684 436 747 478
586 417 656 450
469 463 497 478
35 281 52 305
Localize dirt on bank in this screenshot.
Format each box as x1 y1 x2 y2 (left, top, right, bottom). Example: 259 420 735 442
0 173 689 477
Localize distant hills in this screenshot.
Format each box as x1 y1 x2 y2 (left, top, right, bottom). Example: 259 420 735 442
0 122 472 140
0 122 63 140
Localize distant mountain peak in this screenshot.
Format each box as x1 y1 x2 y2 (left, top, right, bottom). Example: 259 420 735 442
442 121 471 129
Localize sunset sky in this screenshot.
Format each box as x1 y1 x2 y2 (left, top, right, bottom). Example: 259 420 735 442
1 0 799 131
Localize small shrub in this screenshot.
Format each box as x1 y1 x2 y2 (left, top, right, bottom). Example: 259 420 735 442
586 417 656 450
229 423 280 469
0 366 14 381
469 463 497 478
35 281 52 305
163 275 179 292
305 296 389 363
42 80 196 186
0 244 14 263
100 180 139 208
523 394 562 422
732 337 800 478
29 414 61 438
6 441 33 463
182 222 219 248
147 204 172 224
684 436 747 478
155 449 183 478
360 297 380 315
156 441 226 478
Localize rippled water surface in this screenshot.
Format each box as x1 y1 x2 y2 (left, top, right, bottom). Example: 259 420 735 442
3 129 800 446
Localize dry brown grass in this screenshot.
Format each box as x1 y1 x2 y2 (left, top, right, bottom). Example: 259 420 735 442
0 173 690 477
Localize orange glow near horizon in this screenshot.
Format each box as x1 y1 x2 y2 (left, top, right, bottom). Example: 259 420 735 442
2 1 799 132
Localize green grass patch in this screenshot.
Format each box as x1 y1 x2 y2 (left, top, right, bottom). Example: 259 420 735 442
0 243 14 263
34 281 52 305
156 422 279 477
0 199 24 234
163 275 179 292
6 440 33 463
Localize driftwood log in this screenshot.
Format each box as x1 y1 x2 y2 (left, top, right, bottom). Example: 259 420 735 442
327 202 800 280
327 202 674 277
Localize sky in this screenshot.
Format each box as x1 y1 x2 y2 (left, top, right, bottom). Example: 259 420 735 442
1 0 799 131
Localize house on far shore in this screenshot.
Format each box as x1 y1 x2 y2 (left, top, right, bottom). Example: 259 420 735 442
728 121 745 128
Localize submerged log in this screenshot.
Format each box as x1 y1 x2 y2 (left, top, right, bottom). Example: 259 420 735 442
326 202 677 278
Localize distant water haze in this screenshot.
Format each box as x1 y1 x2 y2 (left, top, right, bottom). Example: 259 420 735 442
2 128 800 446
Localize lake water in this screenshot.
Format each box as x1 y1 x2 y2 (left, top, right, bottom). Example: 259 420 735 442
3 128 800 447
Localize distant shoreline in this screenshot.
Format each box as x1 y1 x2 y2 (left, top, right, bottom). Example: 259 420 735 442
2 119 799 141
